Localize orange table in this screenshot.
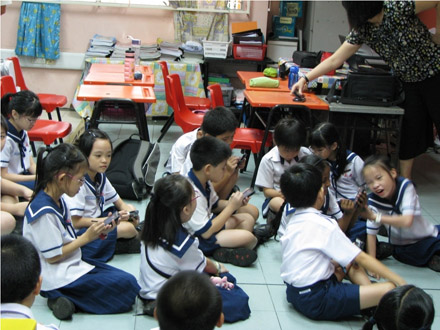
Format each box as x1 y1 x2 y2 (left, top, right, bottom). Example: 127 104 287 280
89 63 153 75
84 71 155 86
77 85 156 140
237 71 290 92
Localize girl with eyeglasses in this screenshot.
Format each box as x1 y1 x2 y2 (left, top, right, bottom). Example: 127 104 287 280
23 143 140 320
1 90 42 189
64 128 139 263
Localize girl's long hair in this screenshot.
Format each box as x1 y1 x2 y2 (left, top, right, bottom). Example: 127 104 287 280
310 122 347 181
32 143 88 201
140 175 193 249
1 90 42 118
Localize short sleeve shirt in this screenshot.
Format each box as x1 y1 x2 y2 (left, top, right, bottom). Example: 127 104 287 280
166 129 199 173
0 121 32 174
330 152 364 201
345 0 440 82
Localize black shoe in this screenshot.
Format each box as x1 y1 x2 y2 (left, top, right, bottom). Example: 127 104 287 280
376 242 393 260
360 306 376 319
141 299 156 317
213 247 257 267
253 224 275 245
47 297 75 320
428 255 440 272
114 237 141 254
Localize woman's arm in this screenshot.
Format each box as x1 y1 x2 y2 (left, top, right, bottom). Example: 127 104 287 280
292 41 362 94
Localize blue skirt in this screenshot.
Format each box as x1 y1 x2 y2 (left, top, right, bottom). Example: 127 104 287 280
78 208 118 263
218 272 251 323
393 225 440 267
347 218 366 244
41 260 140 314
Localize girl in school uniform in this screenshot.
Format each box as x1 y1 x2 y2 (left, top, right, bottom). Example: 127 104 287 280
138 174 250 323
64 129 139 262
310 122 367 243
23 143 140 320
362 155 440 272
1 91 42 189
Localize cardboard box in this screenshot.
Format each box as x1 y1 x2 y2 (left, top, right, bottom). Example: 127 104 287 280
231 21 258 34
273 16 296 38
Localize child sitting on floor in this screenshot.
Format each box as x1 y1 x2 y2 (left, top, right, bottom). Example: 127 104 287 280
279 163 406 320
255 118 311 221
184 136 257 267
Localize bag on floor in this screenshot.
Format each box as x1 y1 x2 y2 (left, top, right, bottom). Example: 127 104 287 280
107 135 160 200
217 272 251 323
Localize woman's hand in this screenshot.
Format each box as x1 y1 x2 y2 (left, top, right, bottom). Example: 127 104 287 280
291 77 307 95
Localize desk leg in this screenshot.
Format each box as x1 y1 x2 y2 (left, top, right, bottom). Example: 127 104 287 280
136 103 150 142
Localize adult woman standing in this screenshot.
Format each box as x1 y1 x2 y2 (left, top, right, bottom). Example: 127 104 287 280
292 1 440 179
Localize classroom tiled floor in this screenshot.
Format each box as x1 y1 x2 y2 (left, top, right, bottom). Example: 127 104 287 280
31 109 440 330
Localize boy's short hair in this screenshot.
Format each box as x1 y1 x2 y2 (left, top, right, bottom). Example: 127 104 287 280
201 106 238 137
190 136 231 171
156 271 222 330
274 118 306 150
1 234 41 303
280 163 322 208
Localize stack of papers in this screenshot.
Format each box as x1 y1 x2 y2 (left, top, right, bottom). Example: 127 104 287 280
159 41 184 59
140 44 161 61
86 34 116 58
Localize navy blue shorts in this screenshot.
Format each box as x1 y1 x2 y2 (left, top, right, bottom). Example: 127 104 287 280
286 275 360 320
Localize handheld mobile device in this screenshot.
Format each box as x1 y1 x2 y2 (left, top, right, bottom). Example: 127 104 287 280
129 210 139 218
104 211 119 225
238 154 247 166
293 90 306 102
242 188 255 198
354 187 366 208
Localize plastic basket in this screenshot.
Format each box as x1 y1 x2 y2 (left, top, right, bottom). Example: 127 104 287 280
203 40 231 59
233 44 267 61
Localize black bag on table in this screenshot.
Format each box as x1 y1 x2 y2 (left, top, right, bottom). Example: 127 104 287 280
107 135 160 200
292 51 322 68
326 69 404 107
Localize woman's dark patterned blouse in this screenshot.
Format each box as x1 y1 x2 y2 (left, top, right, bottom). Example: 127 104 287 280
346 0 440 82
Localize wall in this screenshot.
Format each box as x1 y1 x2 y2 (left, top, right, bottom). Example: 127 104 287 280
0 1 268 106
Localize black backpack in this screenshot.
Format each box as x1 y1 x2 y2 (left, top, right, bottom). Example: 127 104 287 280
107 135 160 200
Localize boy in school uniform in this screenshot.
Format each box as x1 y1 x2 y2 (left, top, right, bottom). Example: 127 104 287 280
279 163 406 321
255 118 311 220
1 234 59 330
153 271 224 330
184 136 258 267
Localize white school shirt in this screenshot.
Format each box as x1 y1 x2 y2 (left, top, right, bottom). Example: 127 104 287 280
366 177 438 245
63 173 119 219
165 129 199 173
0 122 32 174
138 228 206 300
278 195 343 238
255 146 311 190
23 191 94 291
0 303 59 330
280 207 361 287
329 152 364 201
183 169 219 236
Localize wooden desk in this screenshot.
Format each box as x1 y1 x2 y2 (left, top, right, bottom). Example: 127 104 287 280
77 85 156 141
84 71 155 86
237 71 290 92
89 63 153 75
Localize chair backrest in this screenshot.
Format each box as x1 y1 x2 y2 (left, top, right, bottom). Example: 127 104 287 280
7 56 29 91
158 61 173 107
167 74 203 132
1 75 17 97
207 84 224 108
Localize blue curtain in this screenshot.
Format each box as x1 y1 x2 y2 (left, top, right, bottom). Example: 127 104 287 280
15 2 60 60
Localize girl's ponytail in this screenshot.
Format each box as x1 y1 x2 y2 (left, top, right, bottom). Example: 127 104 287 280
1 93 14 117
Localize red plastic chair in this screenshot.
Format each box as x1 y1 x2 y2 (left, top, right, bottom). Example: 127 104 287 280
207 84 225 108
166 74 205 134
0 75 72 155
8 56 67 121
157 61 210 142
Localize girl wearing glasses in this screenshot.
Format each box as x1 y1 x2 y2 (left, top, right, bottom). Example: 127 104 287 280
1 90 42 189
23 143 140 320
64 128 139 263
